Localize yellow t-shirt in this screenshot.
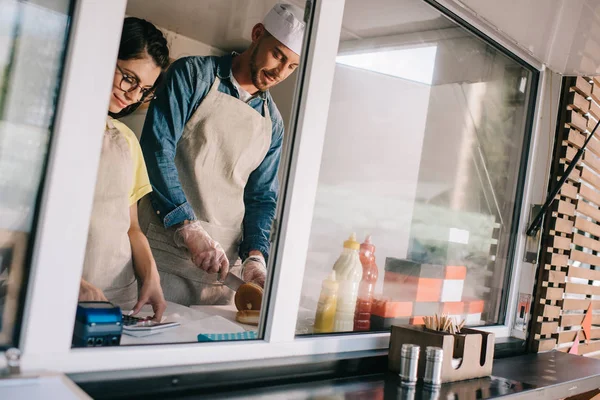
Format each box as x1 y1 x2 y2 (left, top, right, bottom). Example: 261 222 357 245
111 119 152 205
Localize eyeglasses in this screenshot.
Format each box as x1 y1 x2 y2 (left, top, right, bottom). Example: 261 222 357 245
115 65 155 103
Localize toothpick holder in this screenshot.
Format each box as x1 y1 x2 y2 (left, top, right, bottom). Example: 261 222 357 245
388 325 495 383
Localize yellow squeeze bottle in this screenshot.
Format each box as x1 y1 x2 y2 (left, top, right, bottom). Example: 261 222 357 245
314 271 339 333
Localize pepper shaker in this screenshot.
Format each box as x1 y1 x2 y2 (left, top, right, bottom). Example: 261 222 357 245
424 346 444 388
399 343 420 387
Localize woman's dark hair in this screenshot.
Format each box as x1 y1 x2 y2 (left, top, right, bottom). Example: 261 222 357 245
109 17 170 118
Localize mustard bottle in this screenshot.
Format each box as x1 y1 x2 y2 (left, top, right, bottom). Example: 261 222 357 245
314 271 339 333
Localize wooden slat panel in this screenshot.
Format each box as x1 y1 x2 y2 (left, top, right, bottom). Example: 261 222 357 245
574 217 600 238
542 304 562 318
592 91 600 110
591 99 600 121
556 328 600 344
536 321 559 335
551 235 572 250
584 151 600 176
581 167 600 188
578 340 600 355
573 233 600 253
542 287 564 300
567 265 600 281
566 110 589 133
579 184 600 206
558 162 582 181
533 338 557 352
560 182 579 201
587 137 600 158
576 200 600 222
565 282 600 295
565 145 578 161
566 128 585 148
562 299 600 311
560 313 600 327
569 90 591 112
554 217 574 234
570 249 600 268
543 270 566 284
558 200 576 216
566 128 600 160
573 76 593 96
549 253 569 267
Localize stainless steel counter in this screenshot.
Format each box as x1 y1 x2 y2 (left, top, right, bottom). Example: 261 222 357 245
197 352 600 400
73 351 600 399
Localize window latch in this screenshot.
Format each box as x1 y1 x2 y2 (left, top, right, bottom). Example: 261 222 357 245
1 348 22 377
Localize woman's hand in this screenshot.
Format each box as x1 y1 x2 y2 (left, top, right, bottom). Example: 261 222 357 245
128 202 167 322
131 276 167 322
79 279 108 302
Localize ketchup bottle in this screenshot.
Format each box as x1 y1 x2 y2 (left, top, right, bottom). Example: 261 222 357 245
354 235 378 331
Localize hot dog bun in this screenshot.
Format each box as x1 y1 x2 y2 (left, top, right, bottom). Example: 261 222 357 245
234 282 263 312
235 310 260 325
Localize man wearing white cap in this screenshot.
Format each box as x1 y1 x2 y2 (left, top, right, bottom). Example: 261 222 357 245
138 4 305 305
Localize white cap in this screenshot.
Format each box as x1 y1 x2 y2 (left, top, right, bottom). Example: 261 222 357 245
262 3 305 55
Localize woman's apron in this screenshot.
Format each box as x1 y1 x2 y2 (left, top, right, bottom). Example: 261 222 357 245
82 118 138 310
139 76 272 306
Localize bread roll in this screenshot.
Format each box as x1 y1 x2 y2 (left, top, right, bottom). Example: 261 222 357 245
234 282 263 311
236 310 260 325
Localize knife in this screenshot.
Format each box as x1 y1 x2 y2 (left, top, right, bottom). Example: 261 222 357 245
220 272 246 292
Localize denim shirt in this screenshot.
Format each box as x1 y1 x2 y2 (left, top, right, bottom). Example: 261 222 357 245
140 54 284 261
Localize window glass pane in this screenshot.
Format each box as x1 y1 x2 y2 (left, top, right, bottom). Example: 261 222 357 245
0 0 73 346
72 1 308 347
296 0 536 335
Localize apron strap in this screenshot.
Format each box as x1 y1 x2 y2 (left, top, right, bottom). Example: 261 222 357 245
208 75 222 96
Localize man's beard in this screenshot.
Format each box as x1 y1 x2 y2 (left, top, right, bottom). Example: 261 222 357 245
250 43 276 91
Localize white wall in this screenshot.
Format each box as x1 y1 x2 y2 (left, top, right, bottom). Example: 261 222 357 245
299 64 430 310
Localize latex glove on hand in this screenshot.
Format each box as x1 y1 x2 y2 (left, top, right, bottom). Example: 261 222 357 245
174 220 229 280
131 276 167 322
242 254 267 288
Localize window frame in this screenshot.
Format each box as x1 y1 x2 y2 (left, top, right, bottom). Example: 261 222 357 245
6 0 552 373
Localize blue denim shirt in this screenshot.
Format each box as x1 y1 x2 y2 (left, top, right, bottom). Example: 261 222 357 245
140 54 284 261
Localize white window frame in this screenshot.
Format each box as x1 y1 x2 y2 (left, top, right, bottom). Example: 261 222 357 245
6 0 553 374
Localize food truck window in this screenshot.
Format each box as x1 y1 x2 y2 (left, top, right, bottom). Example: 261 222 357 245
295 0 539 336
71 0 309 347
0 0 73 348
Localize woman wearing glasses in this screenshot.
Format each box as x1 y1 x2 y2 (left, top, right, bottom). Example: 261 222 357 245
79 17 170 321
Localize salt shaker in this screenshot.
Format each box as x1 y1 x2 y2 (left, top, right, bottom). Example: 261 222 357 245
399 343 420 387
424 346 444 388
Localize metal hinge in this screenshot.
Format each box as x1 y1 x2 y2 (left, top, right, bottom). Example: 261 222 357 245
270 218 279 243
523 204 542 263
303 0 312 23
1 348 21 377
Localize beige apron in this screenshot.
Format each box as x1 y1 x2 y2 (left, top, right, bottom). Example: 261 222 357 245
139 76 272 306
82 118 137 310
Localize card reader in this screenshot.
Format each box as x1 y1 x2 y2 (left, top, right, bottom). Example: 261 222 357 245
72 301 123 347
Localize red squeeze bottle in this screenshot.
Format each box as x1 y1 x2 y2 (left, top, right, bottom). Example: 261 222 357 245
354 235 378 331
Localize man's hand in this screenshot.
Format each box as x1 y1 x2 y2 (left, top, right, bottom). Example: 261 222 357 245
131 276 167 322
174 221 229 280
242 252 267 288
79 279 108 302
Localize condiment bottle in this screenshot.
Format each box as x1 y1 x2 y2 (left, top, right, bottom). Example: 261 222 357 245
333 233 363 332
354 235 379 331
313 271 339 333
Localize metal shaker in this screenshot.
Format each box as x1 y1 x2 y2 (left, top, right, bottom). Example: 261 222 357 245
424 346 444 388
399 343 420 387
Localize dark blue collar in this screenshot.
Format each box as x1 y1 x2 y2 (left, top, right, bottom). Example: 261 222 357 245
216 53 268 101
